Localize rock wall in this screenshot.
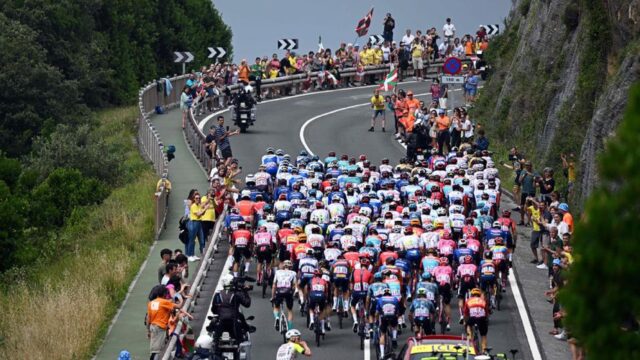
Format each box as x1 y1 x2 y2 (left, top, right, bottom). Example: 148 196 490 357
476 0 640 209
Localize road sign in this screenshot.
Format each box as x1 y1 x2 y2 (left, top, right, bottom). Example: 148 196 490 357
480 24 500 35
369 35 385 45
441 75 465 84
207 47 226 59
277 39 299 50
173 51 194 63
443 57 462 75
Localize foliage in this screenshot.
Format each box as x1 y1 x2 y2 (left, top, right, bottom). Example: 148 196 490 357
562 84 640 358
519 0 531 17
0 0 232 155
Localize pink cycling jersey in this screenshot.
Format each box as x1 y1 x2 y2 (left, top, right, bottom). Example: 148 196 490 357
457 264 478 281
254 232 272 247
433 265 453 286
438 239 457 256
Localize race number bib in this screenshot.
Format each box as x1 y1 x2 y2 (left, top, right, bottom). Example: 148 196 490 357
382 303 396 315
470 307 486 318
235 237 248 246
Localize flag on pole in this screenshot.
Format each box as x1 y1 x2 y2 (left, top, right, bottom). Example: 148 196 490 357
318 36 324 51
377 68 398 92
355 8 374 37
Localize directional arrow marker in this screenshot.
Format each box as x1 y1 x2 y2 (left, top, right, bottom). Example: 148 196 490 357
208 47 227 59
173 51 194 63
277 38 299 50
369 35 385 45
480 24 500 35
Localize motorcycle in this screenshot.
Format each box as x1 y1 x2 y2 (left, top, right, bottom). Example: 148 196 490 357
193 313 255 360
230 89 257 133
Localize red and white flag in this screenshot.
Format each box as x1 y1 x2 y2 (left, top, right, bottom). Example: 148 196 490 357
377 68 398 92
355 8 374 37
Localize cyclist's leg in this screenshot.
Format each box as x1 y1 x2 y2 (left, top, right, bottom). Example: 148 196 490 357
285 293 294 329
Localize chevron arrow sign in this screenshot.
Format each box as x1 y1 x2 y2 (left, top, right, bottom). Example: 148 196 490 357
277 39 299 50
173 51 194 63
369 35 385 45
208 47 227 59
480 24 500 35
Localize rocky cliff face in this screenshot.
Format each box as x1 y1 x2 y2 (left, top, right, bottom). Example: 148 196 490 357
476 0 640 209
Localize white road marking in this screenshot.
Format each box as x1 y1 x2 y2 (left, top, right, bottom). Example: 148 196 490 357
509 272 543 360
364 337 371 360
197 81 420 131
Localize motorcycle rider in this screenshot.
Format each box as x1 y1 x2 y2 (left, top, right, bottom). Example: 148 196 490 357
207 274 253 346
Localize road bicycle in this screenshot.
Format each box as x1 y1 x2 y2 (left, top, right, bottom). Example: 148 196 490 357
355 299 367 350
258 257 273 298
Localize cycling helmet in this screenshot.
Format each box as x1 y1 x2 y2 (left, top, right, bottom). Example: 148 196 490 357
470 288 482 297
313 269 323 276
421 272 432 280
276 149 284 156
195 334 214 350
374 272 383 281
439 257 449 266
300 150 308 156
298 234 307 242
458 238 467 246
245 174 255 184
494 237 504 245
410 218 421 226
465 217 474 225
484 251 493 259
463 255 473 264
237 221 247 229
434 220 444 229
306 248 314 255
502 210 511 217
286 329 301 340
404 227 414 234
492 221 501 228
417 288 427 297
360 257 371 265
442 230 452 239
437 208 447 216
282 260 293 269
266 214 275 222
230 207 239 214
424 223 435 231
382 287 392 295
266 147 275 153
258 225 267 232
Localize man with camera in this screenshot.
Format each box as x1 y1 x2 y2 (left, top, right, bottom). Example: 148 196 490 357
208 274 254 345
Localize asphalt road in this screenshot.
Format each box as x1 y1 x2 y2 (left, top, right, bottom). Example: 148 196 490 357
195 81 536 360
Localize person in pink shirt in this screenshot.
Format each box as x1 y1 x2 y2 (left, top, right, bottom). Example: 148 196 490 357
456 255 478 323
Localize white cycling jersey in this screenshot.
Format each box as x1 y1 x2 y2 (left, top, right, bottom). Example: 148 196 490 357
273 269 297 291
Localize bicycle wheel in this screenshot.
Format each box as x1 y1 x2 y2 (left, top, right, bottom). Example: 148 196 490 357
473 325 481 353
280 314 288 344
261 265 268 298
374 328 381 360
496 282 503 311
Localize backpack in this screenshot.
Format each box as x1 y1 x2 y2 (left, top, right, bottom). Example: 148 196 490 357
179 216 189 244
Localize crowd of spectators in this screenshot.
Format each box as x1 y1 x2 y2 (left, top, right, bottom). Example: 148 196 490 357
177 16 492 120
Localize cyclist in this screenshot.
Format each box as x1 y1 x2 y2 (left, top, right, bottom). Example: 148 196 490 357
350 256 373 332
463 288 490 352
490 237 509 291
297 249 318 310
479 251 498 308
276 329 312 360
432 256 454 331
330 254 351 314
230 221 252 277
273 260 298 331
375 287 402 354
308 269 330 333
409 288 436 336
255 225 275 286
456 255 478 324
277 222 295 262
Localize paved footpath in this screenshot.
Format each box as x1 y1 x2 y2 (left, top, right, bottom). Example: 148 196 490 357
94 108 209 360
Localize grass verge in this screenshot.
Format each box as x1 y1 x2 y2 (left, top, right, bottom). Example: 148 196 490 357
0 107 157 360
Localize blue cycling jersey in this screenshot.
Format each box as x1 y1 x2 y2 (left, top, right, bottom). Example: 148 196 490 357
376 295 401 316
410 298 436 319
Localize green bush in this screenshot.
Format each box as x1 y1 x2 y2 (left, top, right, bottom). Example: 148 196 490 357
519 0 531 16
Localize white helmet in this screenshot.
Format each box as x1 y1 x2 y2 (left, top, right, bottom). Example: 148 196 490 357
245 174 256 184
286 329 301 340
437 208 447 216
266 214 275 222
241 189 251 198
195 334 214 350
221 274 234 288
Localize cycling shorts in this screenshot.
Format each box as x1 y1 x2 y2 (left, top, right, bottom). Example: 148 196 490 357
350 291 367 307
298 275 313 288
233 247 251 263
413 317 433 335
273 291 294 310
309 293 327 310
457 278 477 299
479 275 496 291
256 246 273 263
405 249 421 264
438 283 452 305
467 316 488 336
332 277 349 292
380 315 399 333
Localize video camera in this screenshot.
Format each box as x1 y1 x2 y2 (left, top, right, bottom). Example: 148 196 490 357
231 275 255 292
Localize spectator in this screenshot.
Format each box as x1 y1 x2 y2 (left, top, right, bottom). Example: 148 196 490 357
526 197 544 265
205 126 217 172
201 188 217 239
545 259 566 339
443 17 456 44
539 168 556 204
179 86 192 129
187 193 206 262
435 109 451 155
461 108 474 144
410 38 425 81
450 107 462 148
249 57 264 101
561 153 576 198
157 248 173 283
147 285 192 360
383 13 395 42
475 128 489 151
476 26 487 42
400 29 414 50
517 161 538 225
214 115 240 166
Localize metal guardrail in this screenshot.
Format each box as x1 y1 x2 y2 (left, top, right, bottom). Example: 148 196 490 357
161 208 228 360
137 75 188 238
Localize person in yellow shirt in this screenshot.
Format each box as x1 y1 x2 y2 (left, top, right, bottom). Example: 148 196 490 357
527 197 544 265
359 45 369 66
369 89 386 132
187 194 207 261
410 38 424 80
372 45 383 65
201 188 217 240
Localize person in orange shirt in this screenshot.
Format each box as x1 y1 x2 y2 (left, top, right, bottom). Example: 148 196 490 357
435 109 452 155
558 203 574 233
238 59 250 84
393 92 406 137
401 90 421 134
235 192 256 225
147 286 192 359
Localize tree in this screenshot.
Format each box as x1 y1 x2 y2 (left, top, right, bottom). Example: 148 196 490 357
562 84 640 358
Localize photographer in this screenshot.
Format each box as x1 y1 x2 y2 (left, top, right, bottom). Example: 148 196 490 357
208 274 252 344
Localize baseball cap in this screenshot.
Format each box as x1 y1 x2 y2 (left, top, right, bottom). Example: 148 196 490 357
552 259 562 267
